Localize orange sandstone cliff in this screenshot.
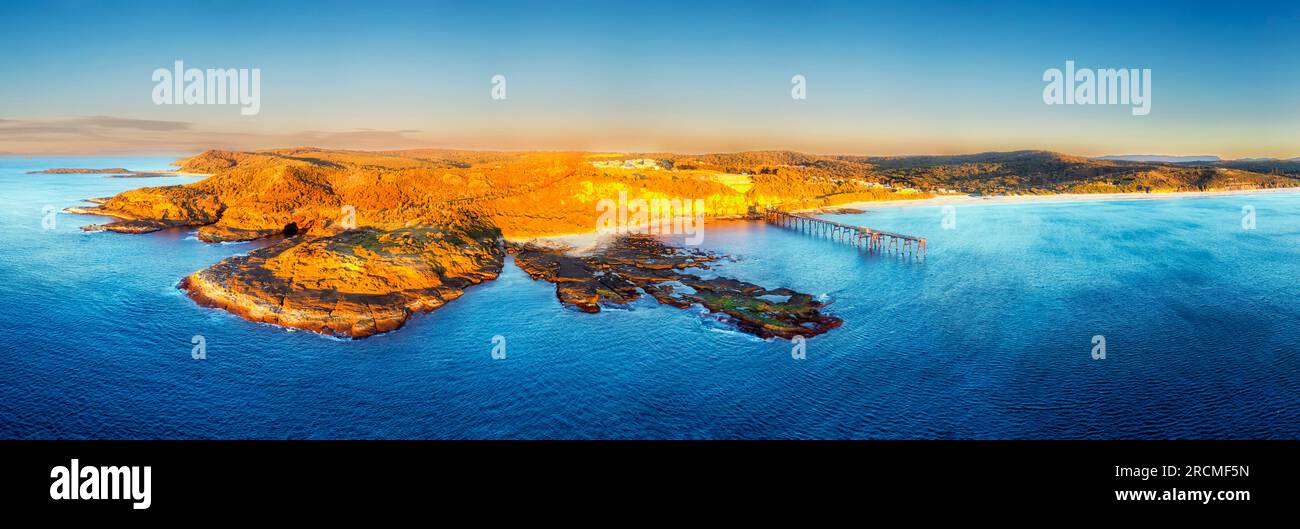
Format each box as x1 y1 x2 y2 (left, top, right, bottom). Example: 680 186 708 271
68 148 857 338
181 221 504 337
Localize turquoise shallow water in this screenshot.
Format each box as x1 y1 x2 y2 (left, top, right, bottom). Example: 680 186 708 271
1 157 1298 439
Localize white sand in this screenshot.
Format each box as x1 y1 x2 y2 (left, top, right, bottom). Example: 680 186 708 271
818 187 1300 212
505 187 1300 247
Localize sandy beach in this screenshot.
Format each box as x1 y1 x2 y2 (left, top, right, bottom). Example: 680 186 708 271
511 187 1300 245
820 187 1300 212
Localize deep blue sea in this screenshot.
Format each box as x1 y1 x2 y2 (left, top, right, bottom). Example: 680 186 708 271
2 157 1298 439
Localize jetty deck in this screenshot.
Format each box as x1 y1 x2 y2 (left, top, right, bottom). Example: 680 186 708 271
762 208 926 259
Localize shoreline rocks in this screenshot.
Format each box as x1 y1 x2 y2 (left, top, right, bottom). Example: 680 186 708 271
511 235 842 339
65 185 224 234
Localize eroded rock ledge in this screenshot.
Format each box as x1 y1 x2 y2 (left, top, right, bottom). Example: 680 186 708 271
67 186 224 235
511 235 842 339
180 222 505 337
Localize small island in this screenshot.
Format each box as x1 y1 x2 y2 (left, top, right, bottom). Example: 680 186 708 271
29 167 132 174
29 167 185 178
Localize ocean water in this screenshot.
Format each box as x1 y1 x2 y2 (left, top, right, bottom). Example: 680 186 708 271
2 157 1298 439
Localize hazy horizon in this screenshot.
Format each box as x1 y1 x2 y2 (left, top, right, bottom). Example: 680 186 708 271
3 146 1295 163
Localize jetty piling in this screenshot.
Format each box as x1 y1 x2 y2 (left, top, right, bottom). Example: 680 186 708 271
761 208 926 259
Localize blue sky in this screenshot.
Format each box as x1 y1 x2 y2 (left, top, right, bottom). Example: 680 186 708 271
1 0 1296 157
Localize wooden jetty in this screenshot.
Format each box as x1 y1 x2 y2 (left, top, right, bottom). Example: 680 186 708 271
762 208 926 259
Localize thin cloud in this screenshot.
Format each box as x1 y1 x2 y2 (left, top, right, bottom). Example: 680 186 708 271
68 115 194 131
0 116 194 137
0 116 427 154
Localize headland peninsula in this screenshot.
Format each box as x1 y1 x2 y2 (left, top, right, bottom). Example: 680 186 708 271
61 148 1300 339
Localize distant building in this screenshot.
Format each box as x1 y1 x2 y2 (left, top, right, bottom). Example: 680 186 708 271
591 158 663 171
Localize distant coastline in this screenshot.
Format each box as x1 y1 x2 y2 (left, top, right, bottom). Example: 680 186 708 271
27 167 207 179
819 187 1300 213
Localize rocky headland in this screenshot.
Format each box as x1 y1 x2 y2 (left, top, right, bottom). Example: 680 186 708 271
63 147 1300 339
180 218 505 337
66 148 850 339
